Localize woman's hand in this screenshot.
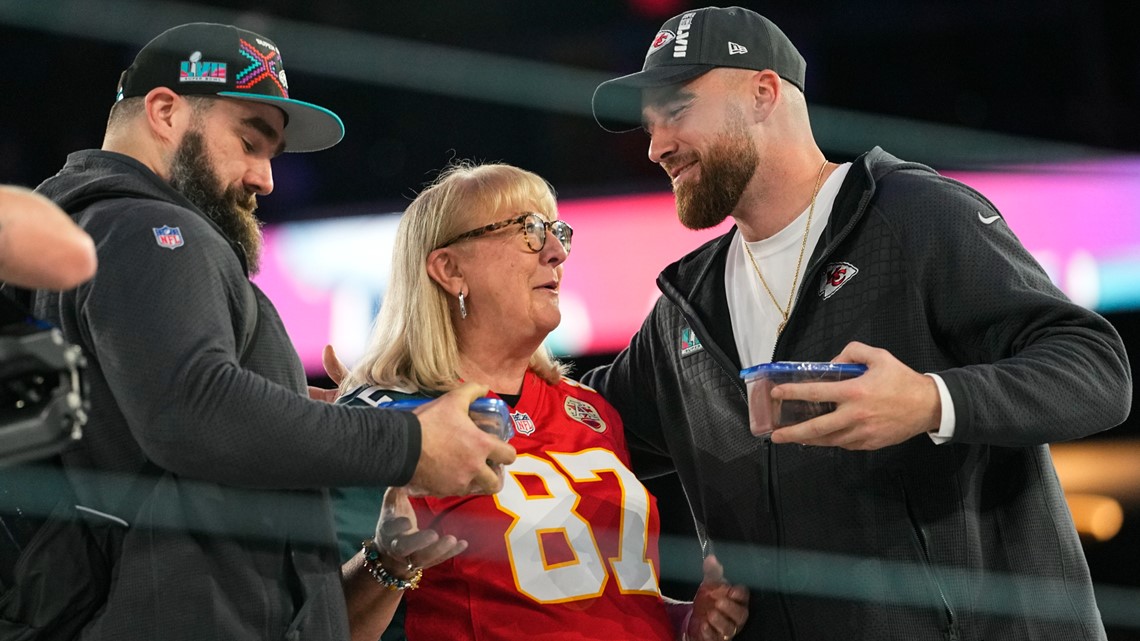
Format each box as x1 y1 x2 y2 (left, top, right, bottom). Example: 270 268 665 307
346 486 467 640
373 486 468 577
686 555 749 641
308 345 349 403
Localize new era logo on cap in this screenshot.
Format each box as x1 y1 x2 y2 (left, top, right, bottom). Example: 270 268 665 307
728 42 748 55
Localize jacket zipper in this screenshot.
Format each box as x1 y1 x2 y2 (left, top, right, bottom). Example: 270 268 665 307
901 484 960 640
759 168 879 641
666 301 787 632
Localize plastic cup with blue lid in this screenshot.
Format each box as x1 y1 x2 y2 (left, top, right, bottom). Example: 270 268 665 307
378 397 514 493
377 397 514 442
739 362 867 437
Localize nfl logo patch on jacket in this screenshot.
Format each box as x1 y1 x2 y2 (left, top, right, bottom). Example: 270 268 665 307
153 225 184 250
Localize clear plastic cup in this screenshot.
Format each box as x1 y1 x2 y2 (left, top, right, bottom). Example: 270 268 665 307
739 362 867 437
378 397 514 494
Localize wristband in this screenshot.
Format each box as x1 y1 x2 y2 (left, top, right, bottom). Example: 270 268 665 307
361 539 423 591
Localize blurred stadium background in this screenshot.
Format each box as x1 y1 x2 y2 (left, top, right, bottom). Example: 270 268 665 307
2 0 1137 634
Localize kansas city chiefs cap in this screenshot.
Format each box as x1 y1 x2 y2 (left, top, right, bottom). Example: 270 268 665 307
592 6 806 132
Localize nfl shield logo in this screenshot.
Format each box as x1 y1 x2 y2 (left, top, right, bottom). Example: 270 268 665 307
153 225 184 250
510 411 536 436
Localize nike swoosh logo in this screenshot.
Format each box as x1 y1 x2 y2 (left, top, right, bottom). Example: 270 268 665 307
977 212 1001 225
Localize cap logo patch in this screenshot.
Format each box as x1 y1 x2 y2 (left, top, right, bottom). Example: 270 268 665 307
236 38 287 96
179 51 226 83
646 30 676 57
673 11 696 58
153 225 184 250
564 397 606 433
819 262 859 299
680 327 704 357
728 42 748 55
510 411 536 437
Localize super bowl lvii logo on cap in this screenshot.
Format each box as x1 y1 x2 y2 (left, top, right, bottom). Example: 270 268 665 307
180 51 226 83
672 11 696 58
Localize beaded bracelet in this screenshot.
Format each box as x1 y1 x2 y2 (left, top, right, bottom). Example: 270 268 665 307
361 540 423 591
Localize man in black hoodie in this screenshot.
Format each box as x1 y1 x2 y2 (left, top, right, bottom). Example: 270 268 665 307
29 23 513 640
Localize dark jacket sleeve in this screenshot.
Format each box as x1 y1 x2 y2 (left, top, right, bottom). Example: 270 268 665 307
582 297 676 478
882 170 1132 446
71 201 420 488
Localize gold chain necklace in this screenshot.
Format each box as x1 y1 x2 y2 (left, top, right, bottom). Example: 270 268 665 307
741 160 828 336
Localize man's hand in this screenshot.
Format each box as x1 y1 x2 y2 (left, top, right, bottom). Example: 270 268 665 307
408 382 517 496
308 344 349 403
687 555 749 641
0 185 96 290
768 341 941 450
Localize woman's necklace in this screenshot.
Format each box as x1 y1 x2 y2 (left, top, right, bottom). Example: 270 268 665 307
741 160 828 336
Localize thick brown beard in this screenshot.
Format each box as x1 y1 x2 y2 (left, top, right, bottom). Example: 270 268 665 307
674 108 759 231
169 128 264 273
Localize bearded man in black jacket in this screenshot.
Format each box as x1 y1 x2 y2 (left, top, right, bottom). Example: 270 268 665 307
26 22 513 640
587 7 1131 641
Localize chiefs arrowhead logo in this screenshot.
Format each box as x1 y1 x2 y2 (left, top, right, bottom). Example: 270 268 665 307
564 397 607 433
819 262 858 300
646 30 676 57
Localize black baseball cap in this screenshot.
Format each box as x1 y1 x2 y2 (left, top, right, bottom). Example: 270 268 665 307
117 23 344 153
592 6 806 132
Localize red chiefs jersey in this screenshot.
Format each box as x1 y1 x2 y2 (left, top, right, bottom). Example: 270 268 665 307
404 372 673 641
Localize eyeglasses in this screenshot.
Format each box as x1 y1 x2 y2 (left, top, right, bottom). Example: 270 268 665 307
438 212 573 254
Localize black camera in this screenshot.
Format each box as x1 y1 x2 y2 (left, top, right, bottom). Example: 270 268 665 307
0 297 87 466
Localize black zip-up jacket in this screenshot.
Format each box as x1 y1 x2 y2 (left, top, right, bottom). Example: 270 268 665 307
584 148 1131 640
32 150 421 640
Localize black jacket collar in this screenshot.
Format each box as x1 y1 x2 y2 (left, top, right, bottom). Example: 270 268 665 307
654 147 908 368
40 150 252 275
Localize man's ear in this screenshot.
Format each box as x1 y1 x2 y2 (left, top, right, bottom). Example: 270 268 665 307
746 69 782 122
143 87 190 146
426 247 464 296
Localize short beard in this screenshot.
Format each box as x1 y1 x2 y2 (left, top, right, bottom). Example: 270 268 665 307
168 128 263 273
674 108 759 230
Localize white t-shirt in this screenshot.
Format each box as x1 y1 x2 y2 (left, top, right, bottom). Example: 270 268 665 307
726 163 851 370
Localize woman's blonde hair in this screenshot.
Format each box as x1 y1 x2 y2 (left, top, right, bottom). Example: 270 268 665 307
341 161 568 394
